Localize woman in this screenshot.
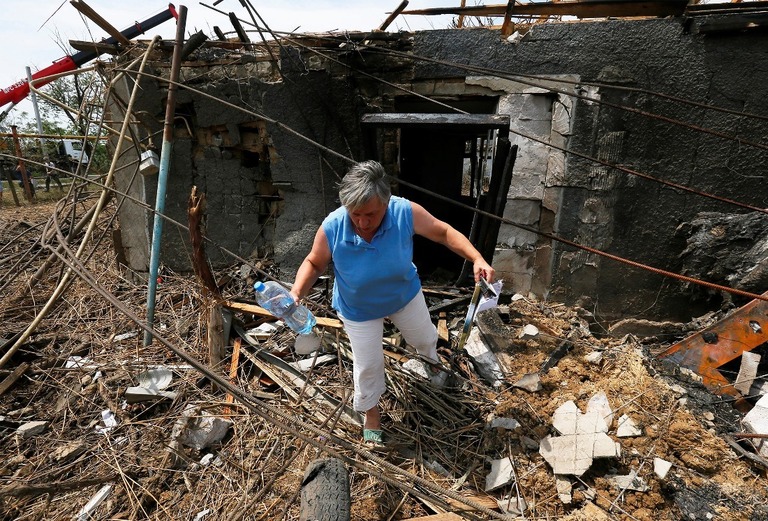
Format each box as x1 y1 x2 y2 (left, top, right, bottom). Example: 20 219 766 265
290 160 494 443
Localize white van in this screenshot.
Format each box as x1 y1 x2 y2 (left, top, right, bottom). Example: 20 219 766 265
57 139 90 164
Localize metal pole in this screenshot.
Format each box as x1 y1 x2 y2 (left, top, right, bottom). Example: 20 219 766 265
26 67 46 157
145 5 187 346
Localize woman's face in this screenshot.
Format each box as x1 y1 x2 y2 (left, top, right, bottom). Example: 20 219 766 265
349 197 388 237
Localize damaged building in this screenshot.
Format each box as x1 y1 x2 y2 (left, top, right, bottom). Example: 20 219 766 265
2 1 768 520
110 1 768 324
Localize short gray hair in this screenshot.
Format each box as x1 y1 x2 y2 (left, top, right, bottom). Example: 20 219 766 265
338 160 391 210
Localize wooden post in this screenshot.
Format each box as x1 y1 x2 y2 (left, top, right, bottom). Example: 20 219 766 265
11 126 34 201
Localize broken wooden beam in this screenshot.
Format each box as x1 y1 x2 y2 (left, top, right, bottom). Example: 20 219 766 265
401 1 688 19
70 0 131 46
0 362 30 396
220 300 343 329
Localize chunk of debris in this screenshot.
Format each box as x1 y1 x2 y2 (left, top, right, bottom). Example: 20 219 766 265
294 331 321 354
741 394 768 458
616 414 642 437
541 400 620 476
735 352 760 395
497 495 526 516
556 475 572 504
586 391 613 430
485 457 515 491
654 457 673 480
518 324 539 339
608 470 649 492
125 386 178 403
113 330 138 342
513 372 542 392
16 420 48 439
177 409 232 451
463 328 505 387
521 436 539 451
489 416 521 431
584 351 603 365
95 409 117 434
607 318 685 339
76 484 112 521
51 440 87 463
289 354 336 372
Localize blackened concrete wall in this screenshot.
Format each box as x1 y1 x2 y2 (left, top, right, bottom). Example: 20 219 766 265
111 15 768 322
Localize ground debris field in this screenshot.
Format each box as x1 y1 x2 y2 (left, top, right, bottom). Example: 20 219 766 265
2 200 768 521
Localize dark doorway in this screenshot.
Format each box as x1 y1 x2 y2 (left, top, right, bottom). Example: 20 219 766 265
361 108 510 283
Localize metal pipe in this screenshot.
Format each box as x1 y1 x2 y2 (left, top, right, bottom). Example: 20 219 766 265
145 5 188 346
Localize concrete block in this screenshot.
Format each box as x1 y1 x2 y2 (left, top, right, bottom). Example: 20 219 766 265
742 394 768 457
485 457 515 491
540 435 593 476
518 324 539 340
518 94 553 121
552 401 581 435
503 199 541 226
735 352 761 395
507 172 545 200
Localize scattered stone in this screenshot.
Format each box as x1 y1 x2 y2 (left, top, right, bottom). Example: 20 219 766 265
556 475 572 504
654 457 673 480
519 324 539 339
16 421 48 439
489 417 521 431
179 410 232 451
485 457 515 491
584 351 603 364
520 436 539 451
669 384 688 397
511 293 525 301
703 411 715 422
616 414 642 437
608 470 649 492
513 372 542 392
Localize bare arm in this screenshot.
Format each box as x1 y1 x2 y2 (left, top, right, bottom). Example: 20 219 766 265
290 226 332 302
411 201 495 283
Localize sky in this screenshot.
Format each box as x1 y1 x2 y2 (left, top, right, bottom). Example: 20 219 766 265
0 0 457 122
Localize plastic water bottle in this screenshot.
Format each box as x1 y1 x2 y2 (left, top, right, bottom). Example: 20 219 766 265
253 281 316 335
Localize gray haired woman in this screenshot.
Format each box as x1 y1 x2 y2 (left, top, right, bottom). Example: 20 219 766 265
290 160 494 444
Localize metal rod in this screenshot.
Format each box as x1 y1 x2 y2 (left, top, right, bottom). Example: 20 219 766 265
145 5 188 346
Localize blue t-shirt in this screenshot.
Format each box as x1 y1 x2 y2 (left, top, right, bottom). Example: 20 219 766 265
323 196 421 321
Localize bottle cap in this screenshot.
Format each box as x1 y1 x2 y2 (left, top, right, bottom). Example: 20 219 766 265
253 281 265 291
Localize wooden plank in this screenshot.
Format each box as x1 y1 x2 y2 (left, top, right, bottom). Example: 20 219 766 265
437 312 449 343
220 300 343 329
0 362 30 396
224 337 242 415
404 514 465 521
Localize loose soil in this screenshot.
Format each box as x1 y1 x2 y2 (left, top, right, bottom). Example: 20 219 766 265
1 200 767 520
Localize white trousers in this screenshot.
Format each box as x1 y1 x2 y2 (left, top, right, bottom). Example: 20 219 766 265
341 291 438 412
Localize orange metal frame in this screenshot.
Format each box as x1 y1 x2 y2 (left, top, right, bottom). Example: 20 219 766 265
659 291 768 412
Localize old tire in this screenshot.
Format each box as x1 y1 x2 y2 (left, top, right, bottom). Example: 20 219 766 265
300 458 350 521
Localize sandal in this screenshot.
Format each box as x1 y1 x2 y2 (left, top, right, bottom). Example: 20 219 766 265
363 429 384 445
